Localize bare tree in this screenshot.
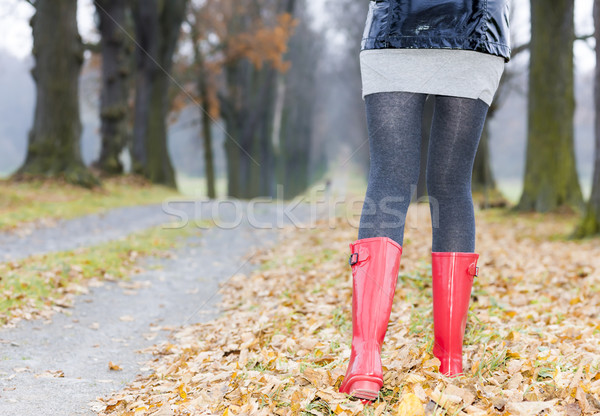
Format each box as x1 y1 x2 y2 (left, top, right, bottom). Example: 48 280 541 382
472 41 530 208
131 0 188 187
573 0 600 237
517 0 583 212
277 0 322 198
16 0 97 186
188 8 217 198
94 0 133 175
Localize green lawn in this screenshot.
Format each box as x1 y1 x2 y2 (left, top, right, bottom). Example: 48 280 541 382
0 176 179 230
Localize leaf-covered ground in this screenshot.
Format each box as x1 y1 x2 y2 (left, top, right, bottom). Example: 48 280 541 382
96 205 600 415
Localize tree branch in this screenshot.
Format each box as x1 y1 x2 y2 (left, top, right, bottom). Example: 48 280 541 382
511 42 530 57
575 33 595 51
83 42 101 53
508 33 593 58
575 33 595 41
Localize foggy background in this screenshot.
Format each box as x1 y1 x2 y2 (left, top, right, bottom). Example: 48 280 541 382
0 0 595 201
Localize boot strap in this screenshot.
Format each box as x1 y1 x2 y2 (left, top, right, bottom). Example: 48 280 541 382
349 247 370 266
468 264 479 277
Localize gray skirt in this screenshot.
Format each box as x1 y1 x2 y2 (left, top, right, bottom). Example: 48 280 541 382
360 49 505 106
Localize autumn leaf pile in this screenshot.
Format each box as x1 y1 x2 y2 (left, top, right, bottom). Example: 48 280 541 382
97 205 600 415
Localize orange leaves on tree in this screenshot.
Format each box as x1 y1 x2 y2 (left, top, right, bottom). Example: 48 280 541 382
190 0 298 74
227 12 297 72
185 0 299 122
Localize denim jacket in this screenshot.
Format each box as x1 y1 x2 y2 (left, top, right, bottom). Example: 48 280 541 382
361 0 511 61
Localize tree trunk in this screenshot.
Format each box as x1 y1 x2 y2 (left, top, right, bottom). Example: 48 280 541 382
131 0 187 187
242 65 276 199
470 68 513 209
517 0 583 212
200 89 216 199
224 134 241 198
94 0 132 175
272 74 286 190
257 67 277 197
472 125 496 193
222 59 274 199
222 100 241 198
572 0 600 237
471 77 502 197
275 0 320 199
16 0 97 187
190 21 216 199
222 59 253 199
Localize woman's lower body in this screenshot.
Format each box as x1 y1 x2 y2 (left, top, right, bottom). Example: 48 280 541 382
340 90 492 399
358 92 488 251
356 48 504 251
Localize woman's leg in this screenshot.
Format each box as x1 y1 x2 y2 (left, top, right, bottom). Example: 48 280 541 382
426 95 489 376
358 92 427 244
426 95 489 252
340 92 426 400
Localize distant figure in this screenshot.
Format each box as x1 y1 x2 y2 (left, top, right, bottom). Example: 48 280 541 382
324 178 332 199
339 0 511 400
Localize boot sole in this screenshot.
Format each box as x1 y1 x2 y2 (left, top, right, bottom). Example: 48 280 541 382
348 380 380 401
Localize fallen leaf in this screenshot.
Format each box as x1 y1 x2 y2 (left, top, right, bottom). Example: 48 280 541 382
108 362 122 371
565 403 582 416
505 400 558 416
396 393 425 416
35 370 64 378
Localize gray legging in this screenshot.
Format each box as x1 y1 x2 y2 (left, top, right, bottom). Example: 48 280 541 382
357 92 489 252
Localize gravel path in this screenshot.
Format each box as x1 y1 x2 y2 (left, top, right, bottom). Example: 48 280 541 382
0 201 199 261
0 200 315 415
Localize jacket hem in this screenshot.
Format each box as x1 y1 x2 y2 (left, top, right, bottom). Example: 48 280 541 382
361 36 511 63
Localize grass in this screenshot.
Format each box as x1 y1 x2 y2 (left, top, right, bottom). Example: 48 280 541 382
0 175 179 230
261 233 344 272
0 223 199 325
471 346 510 382
332 306 351 333
398 266 434 339
477 206 582 241
175 173 228 198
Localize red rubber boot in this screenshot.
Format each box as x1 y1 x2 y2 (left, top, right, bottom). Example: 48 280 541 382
339 237 402 400
432 252 479 377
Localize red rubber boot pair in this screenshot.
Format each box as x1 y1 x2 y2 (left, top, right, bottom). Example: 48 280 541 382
339 239 478 399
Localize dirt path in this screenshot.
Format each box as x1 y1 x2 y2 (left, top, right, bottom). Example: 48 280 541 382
0 202 192 261
0 201 313 415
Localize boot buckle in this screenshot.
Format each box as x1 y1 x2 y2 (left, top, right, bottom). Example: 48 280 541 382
349 252 359 266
